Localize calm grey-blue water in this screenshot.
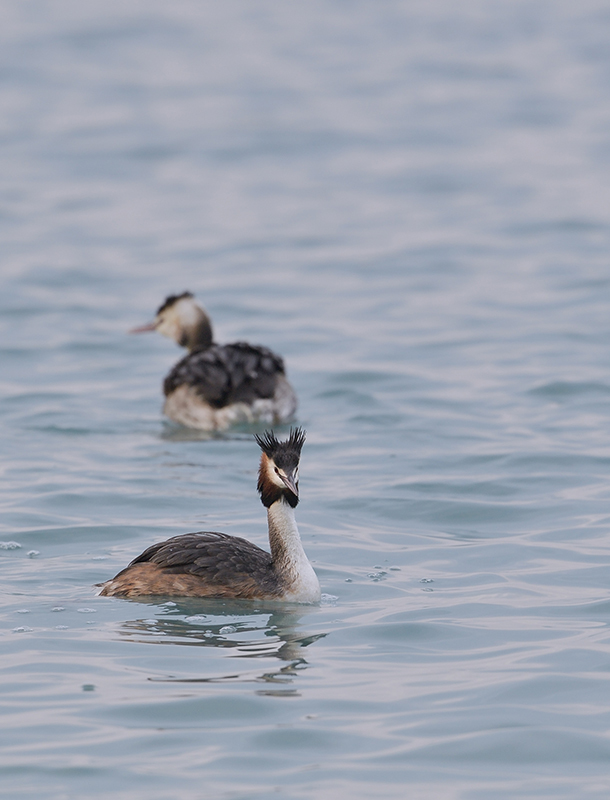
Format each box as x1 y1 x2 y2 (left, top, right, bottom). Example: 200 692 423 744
3 2 610 798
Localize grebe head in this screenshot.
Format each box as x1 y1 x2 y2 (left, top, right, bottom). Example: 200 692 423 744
255 427 306 509
131 292 213 352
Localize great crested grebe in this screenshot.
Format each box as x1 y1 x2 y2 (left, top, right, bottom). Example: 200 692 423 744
99 428 320 603
132 292 297 431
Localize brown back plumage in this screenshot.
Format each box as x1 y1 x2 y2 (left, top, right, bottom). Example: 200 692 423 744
99 531 282 599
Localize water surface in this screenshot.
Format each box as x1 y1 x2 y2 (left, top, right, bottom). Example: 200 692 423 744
3 2 610 798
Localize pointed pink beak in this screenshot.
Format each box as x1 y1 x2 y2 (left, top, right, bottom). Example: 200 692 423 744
280 471 299 498
129 322 157 334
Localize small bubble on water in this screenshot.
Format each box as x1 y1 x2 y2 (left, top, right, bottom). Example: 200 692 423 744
91 555 108 561
422 588 433 592
77 608 96 614
162 601 177 607
86 621 96 625
203 631 214 638
16 609 30 614
55 625 69 630
0 541 21 550
420 578 434 584
373 565 382 569
390 566 401 571
345 578 352 582
12 626 33 633
219 625 237 634
151 631 166 636
51 607 65 612
82 684 95 692
27 550 40 558
321 593 338 605
185 615 208 623
368 571 387 581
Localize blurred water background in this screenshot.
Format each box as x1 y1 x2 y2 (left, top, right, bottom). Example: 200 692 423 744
3 1 610 798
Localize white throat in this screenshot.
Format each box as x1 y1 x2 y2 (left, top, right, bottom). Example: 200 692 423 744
267 498 320 604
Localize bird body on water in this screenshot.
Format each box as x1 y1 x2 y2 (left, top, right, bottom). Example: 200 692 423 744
99 428 320 604
132 292 298 431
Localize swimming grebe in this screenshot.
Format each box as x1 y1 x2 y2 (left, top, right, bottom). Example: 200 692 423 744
99 428 320 603
132 292 298 431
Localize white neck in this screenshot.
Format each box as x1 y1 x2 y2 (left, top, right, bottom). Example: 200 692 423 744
267 498 320 604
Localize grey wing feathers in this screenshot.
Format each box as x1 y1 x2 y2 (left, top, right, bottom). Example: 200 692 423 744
163 342 285 408
128 532 274 584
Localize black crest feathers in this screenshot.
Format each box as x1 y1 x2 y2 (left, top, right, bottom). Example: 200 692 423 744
255 427 306 460
156 291 194 315
255 428 306 508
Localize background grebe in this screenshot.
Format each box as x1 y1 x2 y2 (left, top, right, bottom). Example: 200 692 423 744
99 428 320 603
132 292 298 430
